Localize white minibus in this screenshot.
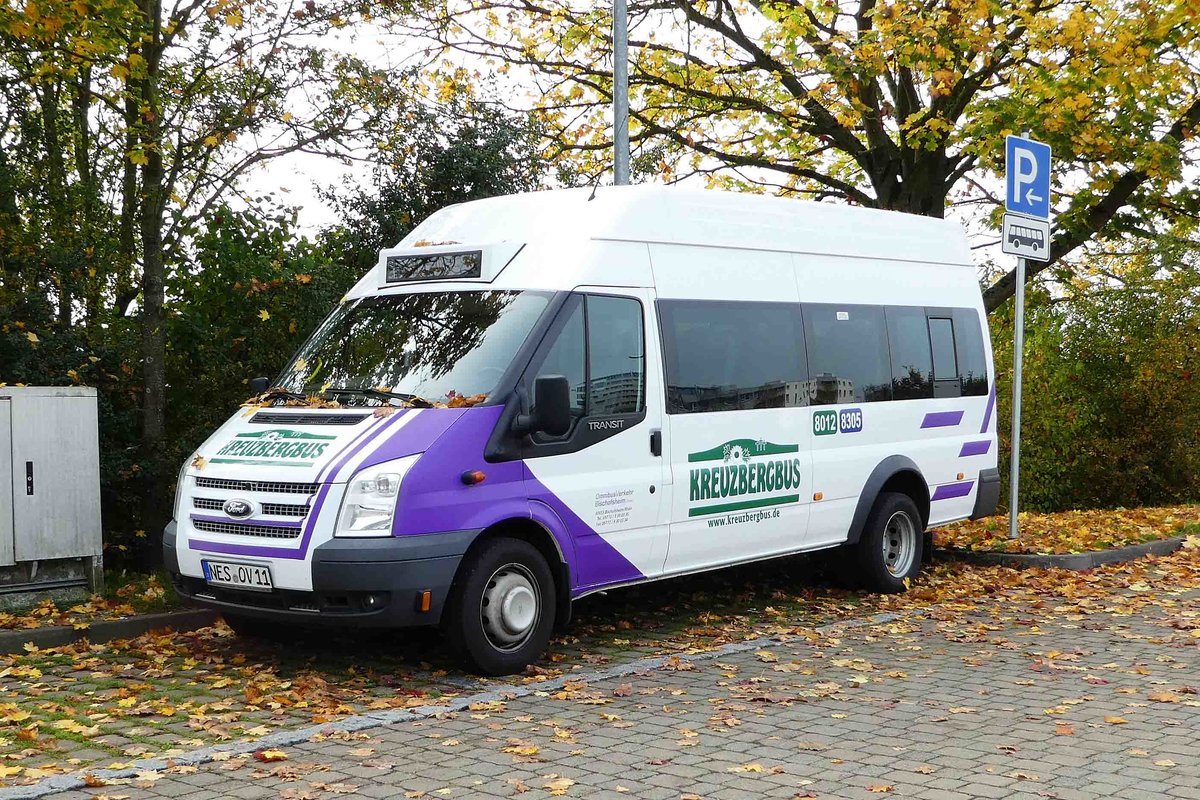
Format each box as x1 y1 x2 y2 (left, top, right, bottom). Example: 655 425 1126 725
165 187 999 675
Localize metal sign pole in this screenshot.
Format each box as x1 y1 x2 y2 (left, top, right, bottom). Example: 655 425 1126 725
613 0 630 185
1008 255 1026 540
1001 130 1051 541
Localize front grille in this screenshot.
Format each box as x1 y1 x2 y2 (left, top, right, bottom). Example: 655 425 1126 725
250 412 368 426
193 497 308 517
192 519 302 540
195 477 319 495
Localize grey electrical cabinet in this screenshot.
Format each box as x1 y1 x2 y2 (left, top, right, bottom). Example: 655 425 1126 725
0 387 102 601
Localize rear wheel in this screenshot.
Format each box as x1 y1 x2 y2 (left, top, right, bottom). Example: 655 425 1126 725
853 491 924 593
444 537 556 676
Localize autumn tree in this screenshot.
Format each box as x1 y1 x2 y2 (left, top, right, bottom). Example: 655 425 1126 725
404 0 1200 311
320 98 548 274
2 0 422 531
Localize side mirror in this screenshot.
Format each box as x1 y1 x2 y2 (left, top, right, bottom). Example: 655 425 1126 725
535 375 572 436
515 375 572 437
248 376 270 395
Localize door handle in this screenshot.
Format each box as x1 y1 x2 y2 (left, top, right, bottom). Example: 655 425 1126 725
650 429 662 457
25 461 33 495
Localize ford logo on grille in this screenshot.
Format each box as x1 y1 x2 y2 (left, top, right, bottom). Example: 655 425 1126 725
222 498 255 519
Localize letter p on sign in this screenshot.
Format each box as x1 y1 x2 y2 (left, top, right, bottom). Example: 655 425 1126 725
1005 135 1052 221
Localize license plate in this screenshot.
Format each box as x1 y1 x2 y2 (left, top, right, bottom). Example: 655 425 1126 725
202 560 273 591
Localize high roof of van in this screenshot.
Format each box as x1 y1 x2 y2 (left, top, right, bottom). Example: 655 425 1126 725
400 186 973 268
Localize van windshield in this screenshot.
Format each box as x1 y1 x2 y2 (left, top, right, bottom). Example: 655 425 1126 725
276 290 553 406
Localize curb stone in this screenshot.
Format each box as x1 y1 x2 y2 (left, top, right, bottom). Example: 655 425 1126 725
0 609 219 655
0 608 916 800
935 536 1184 570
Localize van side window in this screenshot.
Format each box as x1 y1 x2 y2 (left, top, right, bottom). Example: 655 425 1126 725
659 300 807 414
803 304 892 404
952 308 990 396
587 295 645 415
928 316 961 398
534 296 586 425
928 317 957 377
885 306 933 400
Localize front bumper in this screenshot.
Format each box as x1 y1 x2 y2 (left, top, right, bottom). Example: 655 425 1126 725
165 521 478 628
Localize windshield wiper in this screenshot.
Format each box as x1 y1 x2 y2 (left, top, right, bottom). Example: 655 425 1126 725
256 387 310 402
322 386 435 407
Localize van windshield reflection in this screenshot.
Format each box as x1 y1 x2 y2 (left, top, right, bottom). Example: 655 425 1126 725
275 290 553 406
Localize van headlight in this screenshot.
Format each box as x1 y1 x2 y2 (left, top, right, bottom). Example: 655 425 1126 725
335 455 421 537
173 455 195 522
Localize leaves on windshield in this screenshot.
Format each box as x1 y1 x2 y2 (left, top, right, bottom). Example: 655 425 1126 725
239 386 490 411
240 386 344 410
446 391 488 408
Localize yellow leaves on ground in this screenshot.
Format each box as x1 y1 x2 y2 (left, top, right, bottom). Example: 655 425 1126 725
728 763 765 773
502 742 539 757
940 505 1200 554
51 719 99 736
0 593 147 632
257 309 270 321
253 749 288 762
542 776 574 795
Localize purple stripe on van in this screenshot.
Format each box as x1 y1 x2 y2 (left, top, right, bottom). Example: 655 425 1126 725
189 514 301 529
921 410 964 429
958 440 992 457
931 481 975 501
189 410 411 559
980 387 996 434
314 412 388 483
525 473 642 594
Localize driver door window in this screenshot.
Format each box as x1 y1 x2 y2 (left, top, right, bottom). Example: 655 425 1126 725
533 297 587 431
531 294 645 441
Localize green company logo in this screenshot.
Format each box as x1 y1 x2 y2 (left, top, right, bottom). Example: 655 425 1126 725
813 409 838 436
687 439 801 518
211 429 336 467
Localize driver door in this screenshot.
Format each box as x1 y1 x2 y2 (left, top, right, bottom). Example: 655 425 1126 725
521 289 669 592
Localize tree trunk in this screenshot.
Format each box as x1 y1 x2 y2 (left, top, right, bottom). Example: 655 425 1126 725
37 81 73 326
72 65 102 333
137 0 169 543
116 49 140 318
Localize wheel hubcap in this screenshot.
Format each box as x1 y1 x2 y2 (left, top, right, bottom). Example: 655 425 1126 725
882 511 916 576
481 564 540 651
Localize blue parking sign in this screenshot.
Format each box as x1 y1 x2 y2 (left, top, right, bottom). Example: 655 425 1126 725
1005 136 1052 221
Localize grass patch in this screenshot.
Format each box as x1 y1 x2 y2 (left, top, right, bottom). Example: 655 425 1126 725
937 505 1200 554
0 571 181 631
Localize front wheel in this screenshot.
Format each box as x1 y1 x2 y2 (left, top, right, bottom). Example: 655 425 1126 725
853 491 924 593
443 537 556 676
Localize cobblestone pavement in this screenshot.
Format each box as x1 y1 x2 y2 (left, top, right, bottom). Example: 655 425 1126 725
43 588 1200 800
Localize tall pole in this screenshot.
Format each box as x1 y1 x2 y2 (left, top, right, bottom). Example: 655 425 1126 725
1008 254 1026 540
1007 130 1032 541
613 0 630 185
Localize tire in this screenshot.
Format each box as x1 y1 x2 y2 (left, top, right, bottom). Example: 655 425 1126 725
443 537 557 676
852 491 924 593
